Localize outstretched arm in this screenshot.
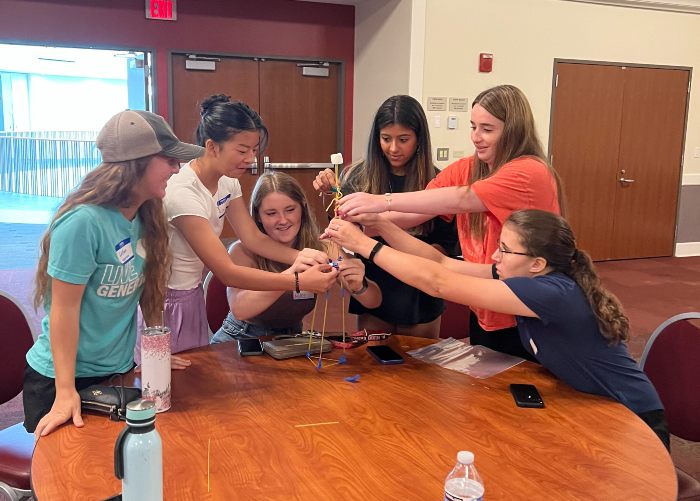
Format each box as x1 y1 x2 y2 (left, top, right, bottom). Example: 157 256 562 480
172 215 337 292
324 219 536 317
228 246 326 320
338 186 486 218
345 215 491 278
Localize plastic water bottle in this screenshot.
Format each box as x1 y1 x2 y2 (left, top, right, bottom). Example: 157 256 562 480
444 451 484 501
114 399 163 501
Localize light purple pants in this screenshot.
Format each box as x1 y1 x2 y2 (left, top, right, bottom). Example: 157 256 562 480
134 285 208 365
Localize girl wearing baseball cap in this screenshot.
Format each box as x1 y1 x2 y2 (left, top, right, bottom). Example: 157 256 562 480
24 110 203 436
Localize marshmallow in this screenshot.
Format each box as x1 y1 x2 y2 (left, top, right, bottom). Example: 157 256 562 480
330 153 344 165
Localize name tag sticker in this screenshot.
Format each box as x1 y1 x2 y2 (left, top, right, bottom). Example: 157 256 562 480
115 238 134 264
293 291 314 300
217 194 232 219
217 194 231 206
529 337 538 355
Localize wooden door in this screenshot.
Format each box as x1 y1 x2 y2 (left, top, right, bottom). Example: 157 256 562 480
259 60 340 162
550 63 624 259
550 62 689 260
611 67 689 259
170 55 341 238
258 61 341 227
171 55 259 144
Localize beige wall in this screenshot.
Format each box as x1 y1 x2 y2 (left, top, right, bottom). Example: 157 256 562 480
422 0 700 179
353 0 412 160
353 0 427 161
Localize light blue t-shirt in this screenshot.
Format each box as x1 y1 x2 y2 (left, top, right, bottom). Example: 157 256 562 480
26 205 145 378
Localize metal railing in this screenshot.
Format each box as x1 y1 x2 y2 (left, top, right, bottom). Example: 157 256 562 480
0 131 101 197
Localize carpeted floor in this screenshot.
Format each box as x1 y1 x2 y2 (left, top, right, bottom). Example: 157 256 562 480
0 223 47 270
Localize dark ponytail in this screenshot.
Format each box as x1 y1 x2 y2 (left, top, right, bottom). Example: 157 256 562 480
196 94 268 151
506 209 629 344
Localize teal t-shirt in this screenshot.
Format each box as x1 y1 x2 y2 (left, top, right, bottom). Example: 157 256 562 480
26 205 145 378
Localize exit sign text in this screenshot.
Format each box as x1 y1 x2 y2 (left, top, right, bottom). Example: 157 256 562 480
146 0 177 21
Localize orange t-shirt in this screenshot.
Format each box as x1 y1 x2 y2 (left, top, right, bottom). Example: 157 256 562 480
427 155 561 331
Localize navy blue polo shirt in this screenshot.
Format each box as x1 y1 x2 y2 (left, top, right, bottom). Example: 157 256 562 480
504 273 662 414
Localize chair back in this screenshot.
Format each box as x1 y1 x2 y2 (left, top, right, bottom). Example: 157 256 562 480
439 300 470 339
0 291 36 405
640 312 700 442
203 272 229 339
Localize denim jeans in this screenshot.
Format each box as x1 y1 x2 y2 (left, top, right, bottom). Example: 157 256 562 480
210 312 301 344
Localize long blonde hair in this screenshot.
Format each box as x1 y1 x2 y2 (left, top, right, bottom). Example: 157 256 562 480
34 157 170 326
249 171 323 272
469 85 565 239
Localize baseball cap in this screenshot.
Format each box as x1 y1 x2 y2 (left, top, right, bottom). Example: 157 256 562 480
96 110 204 162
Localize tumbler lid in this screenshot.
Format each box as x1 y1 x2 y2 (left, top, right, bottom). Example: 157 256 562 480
126 399 156 423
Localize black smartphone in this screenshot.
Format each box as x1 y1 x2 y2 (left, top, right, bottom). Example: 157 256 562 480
366 345 404 365
237 338 264 356
510 384 545 408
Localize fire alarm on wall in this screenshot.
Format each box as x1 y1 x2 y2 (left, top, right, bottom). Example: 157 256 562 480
479 53 493 73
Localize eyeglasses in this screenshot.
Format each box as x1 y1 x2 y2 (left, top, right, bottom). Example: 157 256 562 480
497 245 531 257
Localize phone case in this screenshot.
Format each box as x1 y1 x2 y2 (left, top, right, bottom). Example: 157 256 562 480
510 384 545 408
238 339 264 356
366 345 404 365
263 337 332 360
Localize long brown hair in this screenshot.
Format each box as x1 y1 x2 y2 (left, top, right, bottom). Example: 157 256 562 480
34 157 170 326
469 85 565 239
249 171 323 272
506 209 629 344
342 95 435 235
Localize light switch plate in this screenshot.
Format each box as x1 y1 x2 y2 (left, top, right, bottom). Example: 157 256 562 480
437 148 449 161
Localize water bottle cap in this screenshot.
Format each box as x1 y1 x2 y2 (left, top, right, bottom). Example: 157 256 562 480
457 451 474 465
126 399 156 422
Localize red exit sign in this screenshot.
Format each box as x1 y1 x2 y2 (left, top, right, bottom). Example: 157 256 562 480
145 0 177 21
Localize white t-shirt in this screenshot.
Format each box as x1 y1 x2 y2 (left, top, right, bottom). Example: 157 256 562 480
164 162 242 290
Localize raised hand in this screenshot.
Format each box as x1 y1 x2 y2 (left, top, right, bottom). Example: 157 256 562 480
297 263 338 293
291 248 330 272
312 168 337 193
337 192 388 217
323 218 374 256
338 256 366 293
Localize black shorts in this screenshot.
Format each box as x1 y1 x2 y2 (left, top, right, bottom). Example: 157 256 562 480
22 364 117 433
468 312 538 363
638 409 671 451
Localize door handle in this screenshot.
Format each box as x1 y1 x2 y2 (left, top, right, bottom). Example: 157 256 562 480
619 169 635 186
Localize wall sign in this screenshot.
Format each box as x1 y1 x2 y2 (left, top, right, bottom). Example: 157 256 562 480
146 0 177 21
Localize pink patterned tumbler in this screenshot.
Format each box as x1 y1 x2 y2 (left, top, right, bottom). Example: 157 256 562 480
140 326 171 413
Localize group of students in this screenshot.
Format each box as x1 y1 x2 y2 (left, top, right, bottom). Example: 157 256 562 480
22 85 669 452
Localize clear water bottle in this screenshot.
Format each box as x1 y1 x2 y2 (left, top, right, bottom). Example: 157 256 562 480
114 399 163 501
444 451 484 501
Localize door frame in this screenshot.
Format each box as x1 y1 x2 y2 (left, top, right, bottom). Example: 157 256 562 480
547 58 693 255
166 49 345 155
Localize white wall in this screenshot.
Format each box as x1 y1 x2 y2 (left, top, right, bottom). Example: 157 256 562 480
421 0 700 177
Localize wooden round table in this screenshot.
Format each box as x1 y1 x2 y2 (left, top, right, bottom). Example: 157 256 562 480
31 336 677 500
